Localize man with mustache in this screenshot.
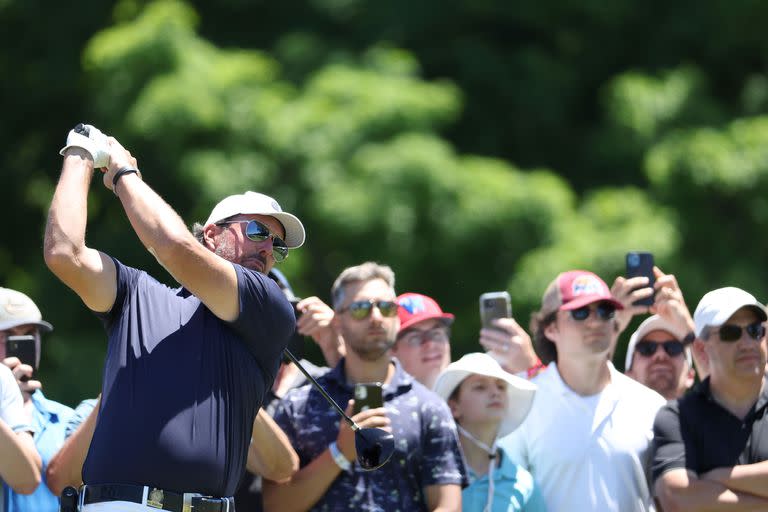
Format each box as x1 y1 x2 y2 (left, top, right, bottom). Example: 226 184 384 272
652 287 768 510
264 262 465 511
44 124 303 511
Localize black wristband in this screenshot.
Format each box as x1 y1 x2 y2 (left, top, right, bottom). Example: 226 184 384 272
112 166 141 195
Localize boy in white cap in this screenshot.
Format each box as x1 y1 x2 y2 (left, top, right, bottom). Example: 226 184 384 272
652 287 768 509
434 353 544 511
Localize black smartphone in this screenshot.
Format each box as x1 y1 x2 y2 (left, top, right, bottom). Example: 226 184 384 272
353 382 383 414
479 291 512 329
6 335 37 368
626 251 655 306
282 299 304 363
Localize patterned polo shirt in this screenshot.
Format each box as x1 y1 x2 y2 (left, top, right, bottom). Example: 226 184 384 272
273 358 466 511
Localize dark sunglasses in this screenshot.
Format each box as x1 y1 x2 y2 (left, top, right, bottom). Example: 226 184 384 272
340 300 399 320
717 322 766 342
635 340 685 358
569 302 616 322
216 220 289 263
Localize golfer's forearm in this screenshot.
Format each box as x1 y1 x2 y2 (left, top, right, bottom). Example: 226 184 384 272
44 154 94 268
246 410 299 482
262 450 343 512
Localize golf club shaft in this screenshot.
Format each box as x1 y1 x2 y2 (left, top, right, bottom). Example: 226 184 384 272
283 349 360 430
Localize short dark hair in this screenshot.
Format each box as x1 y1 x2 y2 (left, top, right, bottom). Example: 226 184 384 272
530 309 558 364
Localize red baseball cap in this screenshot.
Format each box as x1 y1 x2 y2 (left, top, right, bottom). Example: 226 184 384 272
541 270 623 315
397 293 455 332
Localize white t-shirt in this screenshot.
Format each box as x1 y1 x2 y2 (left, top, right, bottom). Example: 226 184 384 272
1 363 33 512
500 361 666 512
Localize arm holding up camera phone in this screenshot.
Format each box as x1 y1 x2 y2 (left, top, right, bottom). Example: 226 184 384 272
479 318 540 376
2 357 42 403
295 296 345 367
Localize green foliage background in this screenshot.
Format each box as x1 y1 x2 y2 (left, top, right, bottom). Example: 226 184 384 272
3 0 768 405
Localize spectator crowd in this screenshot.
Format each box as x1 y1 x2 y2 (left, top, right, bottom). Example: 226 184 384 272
2 124 767 511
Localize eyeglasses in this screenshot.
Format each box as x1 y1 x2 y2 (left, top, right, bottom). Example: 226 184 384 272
635 340 685 358
716 322 766 343
568 302 616 322
339 300 400 320
397 327 450 348
216 220 289 263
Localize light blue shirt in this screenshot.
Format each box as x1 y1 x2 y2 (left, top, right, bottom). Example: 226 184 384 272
462 448 547 512
4 390 74 512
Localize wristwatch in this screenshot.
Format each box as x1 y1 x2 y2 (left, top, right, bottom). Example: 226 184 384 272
329 441 352 471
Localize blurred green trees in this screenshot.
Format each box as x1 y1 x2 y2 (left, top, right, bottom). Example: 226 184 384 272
2 0 768 403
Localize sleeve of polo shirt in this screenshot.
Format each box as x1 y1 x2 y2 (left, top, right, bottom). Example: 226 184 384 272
420 398 467 486
92 257 140 328
651 401 688 484
0 365 33 434
64 398 99 439
228 265 295 368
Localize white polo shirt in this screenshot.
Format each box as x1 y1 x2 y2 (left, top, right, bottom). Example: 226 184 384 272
1 363 34 512
500 362 665 512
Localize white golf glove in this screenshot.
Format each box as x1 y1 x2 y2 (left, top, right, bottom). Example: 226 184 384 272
59 123 110 168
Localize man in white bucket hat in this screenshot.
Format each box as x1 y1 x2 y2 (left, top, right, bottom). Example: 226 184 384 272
434 352 544 511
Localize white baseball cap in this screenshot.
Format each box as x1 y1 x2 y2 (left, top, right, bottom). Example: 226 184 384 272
205 191 305 248
433 352 536 437
693 287 767 337
625 314 692 370
0 288 53 332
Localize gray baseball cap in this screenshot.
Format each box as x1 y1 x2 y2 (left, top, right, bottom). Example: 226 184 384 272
0 288 53 332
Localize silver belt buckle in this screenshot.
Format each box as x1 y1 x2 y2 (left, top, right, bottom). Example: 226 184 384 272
147 488 164 509
182 492 195 512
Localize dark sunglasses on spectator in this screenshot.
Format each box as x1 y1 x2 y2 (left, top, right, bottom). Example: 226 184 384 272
717 322 766 342
397 327 450 348
635 340 685 358
216 219 289 262
340 300 400 320
569 302 616 322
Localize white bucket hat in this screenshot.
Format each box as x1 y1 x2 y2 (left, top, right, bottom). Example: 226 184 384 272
433 352 536 437
205 191 305 249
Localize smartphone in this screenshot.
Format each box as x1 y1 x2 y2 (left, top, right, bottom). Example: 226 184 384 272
282 299 304 363
479 291 512 329
626 251 655 306
6 335 37 368
353 382 383 415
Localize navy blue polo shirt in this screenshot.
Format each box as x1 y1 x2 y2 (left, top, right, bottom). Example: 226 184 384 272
83 258 294 497
273 358 466 511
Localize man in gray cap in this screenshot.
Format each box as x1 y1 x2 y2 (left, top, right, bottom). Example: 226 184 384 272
44 125 304 510
652 287 768 509
0 287 73 512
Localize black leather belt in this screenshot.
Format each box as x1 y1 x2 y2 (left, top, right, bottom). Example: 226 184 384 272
81 483 235 512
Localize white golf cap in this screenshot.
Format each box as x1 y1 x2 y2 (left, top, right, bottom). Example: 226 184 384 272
433 352 536 437
693 287 767 337
0 288 53 332
205 191 305 248
625 314 692 370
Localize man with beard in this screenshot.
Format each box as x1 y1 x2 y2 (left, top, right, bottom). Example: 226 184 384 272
652 287 768 509
501 270 666 511
625 315 695 400
264 262 465 511
44 125 301 510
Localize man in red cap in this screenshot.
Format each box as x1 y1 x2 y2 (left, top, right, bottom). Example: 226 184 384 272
392 293 455 389
501 270 666 512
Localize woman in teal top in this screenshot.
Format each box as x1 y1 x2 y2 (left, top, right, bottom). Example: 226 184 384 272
434 353 546 512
